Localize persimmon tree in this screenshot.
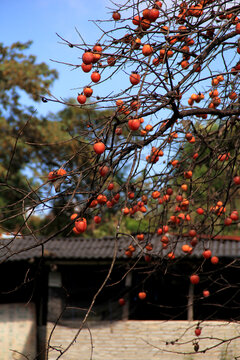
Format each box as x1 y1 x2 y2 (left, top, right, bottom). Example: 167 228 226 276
2 0 240 358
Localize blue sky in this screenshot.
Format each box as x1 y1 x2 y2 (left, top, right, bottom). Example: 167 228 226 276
2 0 112 116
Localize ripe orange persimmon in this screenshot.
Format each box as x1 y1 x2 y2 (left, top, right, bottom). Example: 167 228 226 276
145 254 151 262
106 201 113 208
178 213 185 221
152 191 160 199
195 327 201 336
159 49 165 57
181 184 188 192
70 213 78 221
99 166 109 176
224 217 232 226
115 127 122 135
113 193 120 202
209 89 219 98
152 57 160 66
137 234 144 241
190 274 200 284
145 124 153 132
108 183 114 190
116 99 124 108
217 74 224 82
230 211 239 221
163 225 169 233
185 133 193 141
93 142 105 154
162 194 170 202
203 249 212 259
77 94 87 104
48 171 57 181
148 8 159 22
91 71 101 83
233 176 240 185
155 1 162 9
176 194 183 202
191 93 198 101
138 291 147 300
112 11 121 20
107 56 116 66
141 18 151 30
171 159 179 167
191 237 198 247
130 72 141 85
89 199 98 208
73 227 81 235
75 218 87 233
182 244 192 253
161 235 169 244
130 100 141 110
93 43 102 54
161 25 169 33
48 168 67 181
132 15 142 26
188 98 194 106
229 91 237 100
181 199 189 207
118 298 125 306
181 45 189 53
94 215 101 224
142 44 153 56
82 51 94 65
218 153 230 161
97 194 107 205
184 171 192 179
211 78 219 86
125 250 133 257
131 38 141 49
193 63 201 72
83 87 93 97
128 245 136 253
81 63 92 72
145 243 153 251
211 256 219 264
203 290 210 297
128 118 141 131
181 60 189 69
196 207 204 215
189 229 197 237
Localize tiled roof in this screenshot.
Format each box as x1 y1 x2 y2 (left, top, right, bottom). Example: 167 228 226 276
0 234 240 262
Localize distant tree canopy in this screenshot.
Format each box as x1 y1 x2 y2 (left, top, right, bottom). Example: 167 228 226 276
0 41 58 174
0 41 124 234
0 41 58 232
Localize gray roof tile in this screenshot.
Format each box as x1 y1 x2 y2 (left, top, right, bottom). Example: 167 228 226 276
0 234 240 262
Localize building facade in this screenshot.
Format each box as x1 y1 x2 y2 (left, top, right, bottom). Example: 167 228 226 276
0 234 240 359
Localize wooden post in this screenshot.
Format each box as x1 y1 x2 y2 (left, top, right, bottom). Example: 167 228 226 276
36 262 49 360
122 272 132 320
187 282 194 321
